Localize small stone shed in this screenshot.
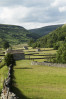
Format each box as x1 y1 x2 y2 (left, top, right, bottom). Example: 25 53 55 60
23 46 28 50
36 48 40 52
5 48 25 60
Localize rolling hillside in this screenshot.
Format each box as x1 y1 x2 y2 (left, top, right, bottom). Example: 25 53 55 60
0 24 64 46
29 24 63 37
32 24 66 48
0 24 39 45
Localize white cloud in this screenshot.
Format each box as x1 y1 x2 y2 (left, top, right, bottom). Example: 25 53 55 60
21 22 47 29
19 22 54 29
0 0 53 7
0 7 13 20
20 21 66 29
51 0 66 7
51 0 59 7
0 0 66 29
59 6 66 12
0 6 31 24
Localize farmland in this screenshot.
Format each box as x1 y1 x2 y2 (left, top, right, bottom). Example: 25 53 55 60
11 47 66 99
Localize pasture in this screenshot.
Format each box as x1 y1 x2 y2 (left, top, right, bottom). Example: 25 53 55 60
0 65 8 95
12 47 66 99
0 48 8 96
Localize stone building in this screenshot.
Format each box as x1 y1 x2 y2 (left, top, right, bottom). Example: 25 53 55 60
36 48 40 52
5 48 25 60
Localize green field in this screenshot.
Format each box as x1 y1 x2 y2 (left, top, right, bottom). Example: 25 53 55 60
11 48 66 99
0 65 8 94
0 48 8 97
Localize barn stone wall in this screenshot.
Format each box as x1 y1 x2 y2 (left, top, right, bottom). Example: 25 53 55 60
5 49 25 60
31 61 66 67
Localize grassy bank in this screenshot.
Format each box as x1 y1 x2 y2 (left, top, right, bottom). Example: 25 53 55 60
0 65 8 95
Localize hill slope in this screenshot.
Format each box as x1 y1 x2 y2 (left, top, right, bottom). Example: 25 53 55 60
29 24 63 37
33 24 66 48
0 24 39 45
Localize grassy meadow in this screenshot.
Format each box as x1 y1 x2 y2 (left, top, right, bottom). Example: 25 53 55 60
12 47 66 99
0 65 8 95
0 48 8 96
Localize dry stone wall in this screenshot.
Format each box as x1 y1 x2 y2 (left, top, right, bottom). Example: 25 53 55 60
31 61 66 67
1 64 18 99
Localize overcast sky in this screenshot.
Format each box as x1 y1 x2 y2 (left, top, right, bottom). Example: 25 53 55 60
0 0 66 29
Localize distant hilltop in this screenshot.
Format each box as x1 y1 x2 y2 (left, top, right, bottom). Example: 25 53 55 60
0 24 63 45
29 24 63 37
0 24 39 45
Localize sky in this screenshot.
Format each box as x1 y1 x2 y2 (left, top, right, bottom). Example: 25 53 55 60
0 0 66 29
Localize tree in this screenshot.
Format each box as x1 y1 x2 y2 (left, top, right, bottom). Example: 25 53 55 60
2 41 10 49
32 43 37 48
53 43 59 50
4 53 16 66
28 38 34 46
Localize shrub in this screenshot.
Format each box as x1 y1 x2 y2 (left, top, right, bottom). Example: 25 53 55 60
53 43 59 50
2 41 10 49
32 43 37 49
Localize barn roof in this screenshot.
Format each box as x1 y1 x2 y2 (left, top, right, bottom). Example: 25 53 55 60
6 49 24 54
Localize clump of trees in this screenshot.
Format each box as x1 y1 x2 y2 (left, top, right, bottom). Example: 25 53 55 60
28 38 41 48
4 53 16 67
28 38 34 46
56 43 66 63
28 38 37 48
53 41 64 50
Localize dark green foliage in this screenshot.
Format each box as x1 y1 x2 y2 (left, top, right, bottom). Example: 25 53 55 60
64 37 66 42
0 38 3 48
53 43 59 50
53 41 64 50
56 43 66 63
4 53 16 66
28 38 35 46
37 43 41 48
26 33 40 39
0 38 10 49
32 43 37 48
2 41 10 49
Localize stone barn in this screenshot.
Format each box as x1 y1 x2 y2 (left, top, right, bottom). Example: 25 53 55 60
5 49 25 60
